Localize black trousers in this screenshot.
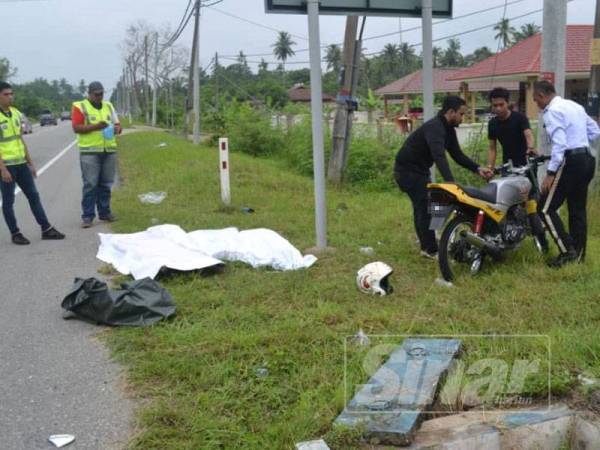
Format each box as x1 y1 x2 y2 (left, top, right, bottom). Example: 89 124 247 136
395 167 438 254
538 152 596 259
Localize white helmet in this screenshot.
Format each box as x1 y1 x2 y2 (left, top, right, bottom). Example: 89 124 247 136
356 262 394 296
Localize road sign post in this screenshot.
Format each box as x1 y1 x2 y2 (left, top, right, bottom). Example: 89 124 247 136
265 0 452 250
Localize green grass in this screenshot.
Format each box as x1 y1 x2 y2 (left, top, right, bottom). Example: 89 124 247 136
106 131 600 449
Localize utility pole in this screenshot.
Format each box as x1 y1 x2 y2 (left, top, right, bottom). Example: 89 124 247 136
144 34 150 124
422 0 435 181
215 52 220 113
124 67 132 122
588 0 600 187
152 32 159 127
192 0 201 145
328 16 358 185
539 0 567 161
588 0 600 121
399 18 403 46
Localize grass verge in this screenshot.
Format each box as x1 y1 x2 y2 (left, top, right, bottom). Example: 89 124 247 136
106 131 600 449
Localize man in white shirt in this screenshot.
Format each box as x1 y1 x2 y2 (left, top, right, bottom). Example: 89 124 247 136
533 80 600 267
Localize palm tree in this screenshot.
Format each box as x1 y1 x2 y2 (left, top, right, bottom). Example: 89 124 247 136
237 51 248 67
398 43 417 71
513 23 541 44
324 44 342 74
493 18 516 49
432 46 442 68
440 38 464 67
272 31 296 71
465 46 494 65
382 43 400 77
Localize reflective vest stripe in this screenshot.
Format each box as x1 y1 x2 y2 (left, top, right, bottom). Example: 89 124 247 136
0 135 21 143
3 157 26 166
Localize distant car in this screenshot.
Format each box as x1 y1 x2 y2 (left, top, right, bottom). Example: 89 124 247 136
20 114 33 134
40 109 58 126
60 111 71 121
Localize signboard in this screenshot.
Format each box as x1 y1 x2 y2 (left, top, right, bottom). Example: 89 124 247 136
591 38 600 66
265 0 453 18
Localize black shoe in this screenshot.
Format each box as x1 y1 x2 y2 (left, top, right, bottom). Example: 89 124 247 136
42 226 65 240
81 218 93 228
12 232 30 245
99 214 117 222
548 249 578 268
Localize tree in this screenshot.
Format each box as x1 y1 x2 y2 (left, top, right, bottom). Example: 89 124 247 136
493 18 516 49
464 46 494 66
78 79 86 97
513 23 541 44
432 46 442 68
440 39 464 67
258 59 269 75
325 44 342 74
272 31 296 71
237 51 248 67
382 44 400 78
0 57 17 81
399 43 417 71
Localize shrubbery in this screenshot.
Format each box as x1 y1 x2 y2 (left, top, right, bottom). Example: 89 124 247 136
213 101 487 192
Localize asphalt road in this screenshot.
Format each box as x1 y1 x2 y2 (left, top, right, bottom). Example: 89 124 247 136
0 121 132 449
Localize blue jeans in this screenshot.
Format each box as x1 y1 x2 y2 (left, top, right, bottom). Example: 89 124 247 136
80 153 116 220
0 163 51 234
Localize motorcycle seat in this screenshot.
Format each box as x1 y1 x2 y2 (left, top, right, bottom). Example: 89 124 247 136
461 183 497 203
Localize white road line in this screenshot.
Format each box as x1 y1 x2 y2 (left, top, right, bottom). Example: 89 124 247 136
0 139 77 208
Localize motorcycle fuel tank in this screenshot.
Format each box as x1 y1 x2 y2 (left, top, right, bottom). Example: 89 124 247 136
491 176 532 207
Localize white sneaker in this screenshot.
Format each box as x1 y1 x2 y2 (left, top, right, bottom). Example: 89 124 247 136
420 250 438 260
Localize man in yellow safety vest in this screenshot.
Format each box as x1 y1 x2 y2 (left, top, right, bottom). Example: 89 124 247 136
0 81 65 245
71 81 121 228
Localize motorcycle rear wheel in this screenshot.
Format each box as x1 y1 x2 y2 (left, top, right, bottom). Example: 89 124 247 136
438 216 480 282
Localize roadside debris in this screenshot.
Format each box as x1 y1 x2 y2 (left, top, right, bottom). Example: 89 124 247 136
359 246 374 256
61 277 175 327
48 435 75 448
295 439 330 450
156 142 168 148
138 191 167 204
351 329 370 347
434 278 454 288
578 374 599 386
254 367 269 378
241 206 255 214
356 262 393 296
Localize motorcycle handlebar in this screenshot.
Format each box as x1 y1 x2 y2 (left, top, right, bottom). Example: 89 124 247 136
492 155 551 175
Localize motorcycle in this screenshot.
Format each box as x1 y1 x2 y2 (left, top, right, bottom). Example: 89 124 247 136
428 155 550 282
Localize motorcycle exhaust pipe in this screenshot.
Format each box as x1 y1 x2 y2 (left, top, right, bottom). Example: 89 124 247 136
459 230 503 258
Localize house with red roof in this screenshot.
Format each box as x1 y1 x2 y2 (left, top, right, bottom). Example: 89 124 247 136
450 25 592 120
375 68 519 121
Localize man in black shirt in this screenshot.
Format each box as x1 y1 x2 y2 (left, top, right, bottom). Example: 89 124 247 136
394 96 491 258
487 87 536 168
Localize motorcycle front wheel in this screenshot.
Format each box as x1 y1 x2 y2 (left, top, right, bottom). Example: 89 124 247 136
438 216 481 282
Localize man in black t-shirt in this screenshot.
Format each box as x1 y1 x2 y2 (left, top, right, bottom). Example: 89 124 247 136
487 87 537 168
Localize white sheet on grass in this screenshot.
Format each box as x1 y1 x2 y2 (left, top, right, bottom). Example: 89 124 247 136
97 224 317 280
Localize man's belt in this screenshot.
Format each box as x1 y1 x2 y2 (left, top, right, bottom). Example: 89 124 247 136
565 147 590 156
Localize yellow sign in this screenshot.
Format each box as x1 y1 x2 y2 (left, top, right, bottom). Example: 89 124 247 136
591 39 600 65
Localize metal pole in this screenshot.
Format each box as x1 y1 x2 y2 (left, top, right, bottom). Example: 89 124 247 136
152 32 158 127
307 0 327 250
193 0 201 145
422 0 435 180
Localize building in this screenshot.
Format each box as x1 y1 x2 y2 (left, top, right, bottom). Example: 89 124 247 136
288 83 335 103
375 68 519 122
450 25 593 120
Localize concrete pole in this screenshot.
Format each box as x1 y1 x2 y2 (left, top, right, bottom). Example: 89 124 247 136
152 32 158 127
542 0 567 96
539 0 568 160
192 0 201 145
307 0 327 250
422 0 435 180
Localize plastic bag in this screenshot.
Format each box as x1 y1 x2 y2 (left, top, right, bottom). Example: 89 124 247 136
138 192 167 204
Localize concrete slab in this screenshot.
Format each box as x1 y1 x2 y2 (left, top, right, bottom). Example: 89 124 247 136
336 338 462 445
571 415 600 450
296 439 330 450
